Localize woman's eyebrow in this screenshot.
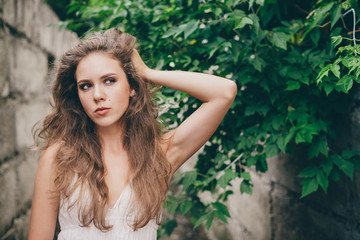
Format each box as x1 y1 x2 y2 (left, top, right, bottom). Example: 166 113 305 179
100 73 117 79
77 73 118 84
77 79 90 85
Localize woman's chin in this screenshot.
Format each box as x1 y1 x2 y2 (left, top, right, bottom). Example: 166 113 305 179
94 121 121 130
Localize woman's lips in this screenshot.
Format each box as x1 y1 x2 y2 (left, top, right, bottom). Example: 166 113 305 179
95 107 110 115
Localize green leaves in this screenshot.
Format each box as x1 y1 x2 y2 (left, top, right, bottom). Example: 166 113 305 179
264 144 279 158
300 177 319 198
317 39 360 94
183 20 200 39
330 64 341 78
308 138 329 159
228 10 254 30
193 212 210 229
162 20 200 39
299 151 358 198
182 171 197 191
234 17 253 29
240 180 253 194
192 202 231 230
316 65 330 84
331 36 343 47
336 75 353 93
212 202 231 219
268 31 290 50
249 0 264 9
330 4 342 29
180 200 193 215
162 219 178 236
298 166 321 178
299 165 328 197
310 2 335 28
330 155 354 179
285 81 301 91
218 169 237 190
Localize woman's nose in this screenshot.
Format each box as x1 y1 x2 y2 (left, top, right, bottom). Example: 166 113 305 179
93 85 106 103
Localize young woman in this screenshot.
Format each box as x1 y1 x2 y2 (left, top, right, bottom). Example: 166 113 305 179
28 28 236 240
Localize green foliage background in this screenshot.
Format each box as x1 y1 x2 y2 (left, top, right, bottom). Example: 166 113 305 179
45 0 360 236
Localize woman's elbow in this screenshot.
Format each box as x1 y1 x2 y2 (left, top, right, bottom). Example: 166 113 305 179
223 80 237 102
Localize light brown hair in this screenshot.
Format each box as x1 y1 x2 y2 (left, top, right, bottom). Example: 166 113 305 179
34 28 172 231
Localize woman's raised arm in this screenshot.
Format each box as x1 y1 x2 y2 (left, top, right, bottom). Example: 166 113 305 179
28 144 60 240
132 50 237 173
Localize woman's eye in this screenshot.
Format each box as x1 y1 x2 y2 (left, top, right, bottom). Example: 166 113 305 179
79 83 91 90
104 78 116 85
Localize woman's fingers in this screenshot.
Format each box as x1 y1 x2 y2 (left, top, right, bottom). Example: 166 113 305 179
131 49 150 80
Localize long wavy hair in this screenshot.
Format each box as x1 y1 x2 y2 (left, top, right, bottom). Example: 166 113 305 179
34 28 172 231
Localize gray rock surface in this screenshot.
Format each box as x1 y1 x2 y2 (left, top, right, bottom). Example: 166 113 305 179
0 0 77 238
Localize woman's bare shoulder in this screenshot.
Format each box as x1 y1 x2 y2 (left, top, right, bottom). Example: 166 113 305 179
43 142 61 155
29 143 60 240
38 142 62 169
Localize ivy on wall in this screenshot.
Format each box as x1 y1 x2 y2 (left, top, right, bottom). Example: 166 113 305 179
45 0 360 236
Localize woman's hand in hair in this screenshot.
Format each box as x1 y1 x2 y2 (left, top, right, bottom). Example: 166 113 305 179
131 49 151 81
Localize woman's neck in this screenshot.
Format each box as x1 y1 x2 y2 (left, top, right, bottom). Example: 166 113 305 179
96 123 131 185
96 123 125 153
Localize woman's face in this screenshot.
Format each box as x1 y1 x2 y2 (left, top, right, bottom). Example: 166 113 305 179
75 52 134 129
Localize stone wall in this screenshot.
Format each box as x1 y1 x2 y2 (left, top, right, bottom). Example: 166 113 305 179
0 0 77 239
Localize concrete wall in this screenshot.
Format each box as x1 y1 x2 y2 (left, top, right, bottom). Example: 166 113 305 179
0 0 77 238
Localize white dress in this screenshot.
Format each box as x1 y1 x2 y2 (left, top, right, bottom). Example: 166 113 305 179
57 184 158 240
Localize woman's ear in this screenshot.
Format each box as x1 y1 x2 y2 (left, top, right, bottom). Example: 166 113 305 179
130 89 136 97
